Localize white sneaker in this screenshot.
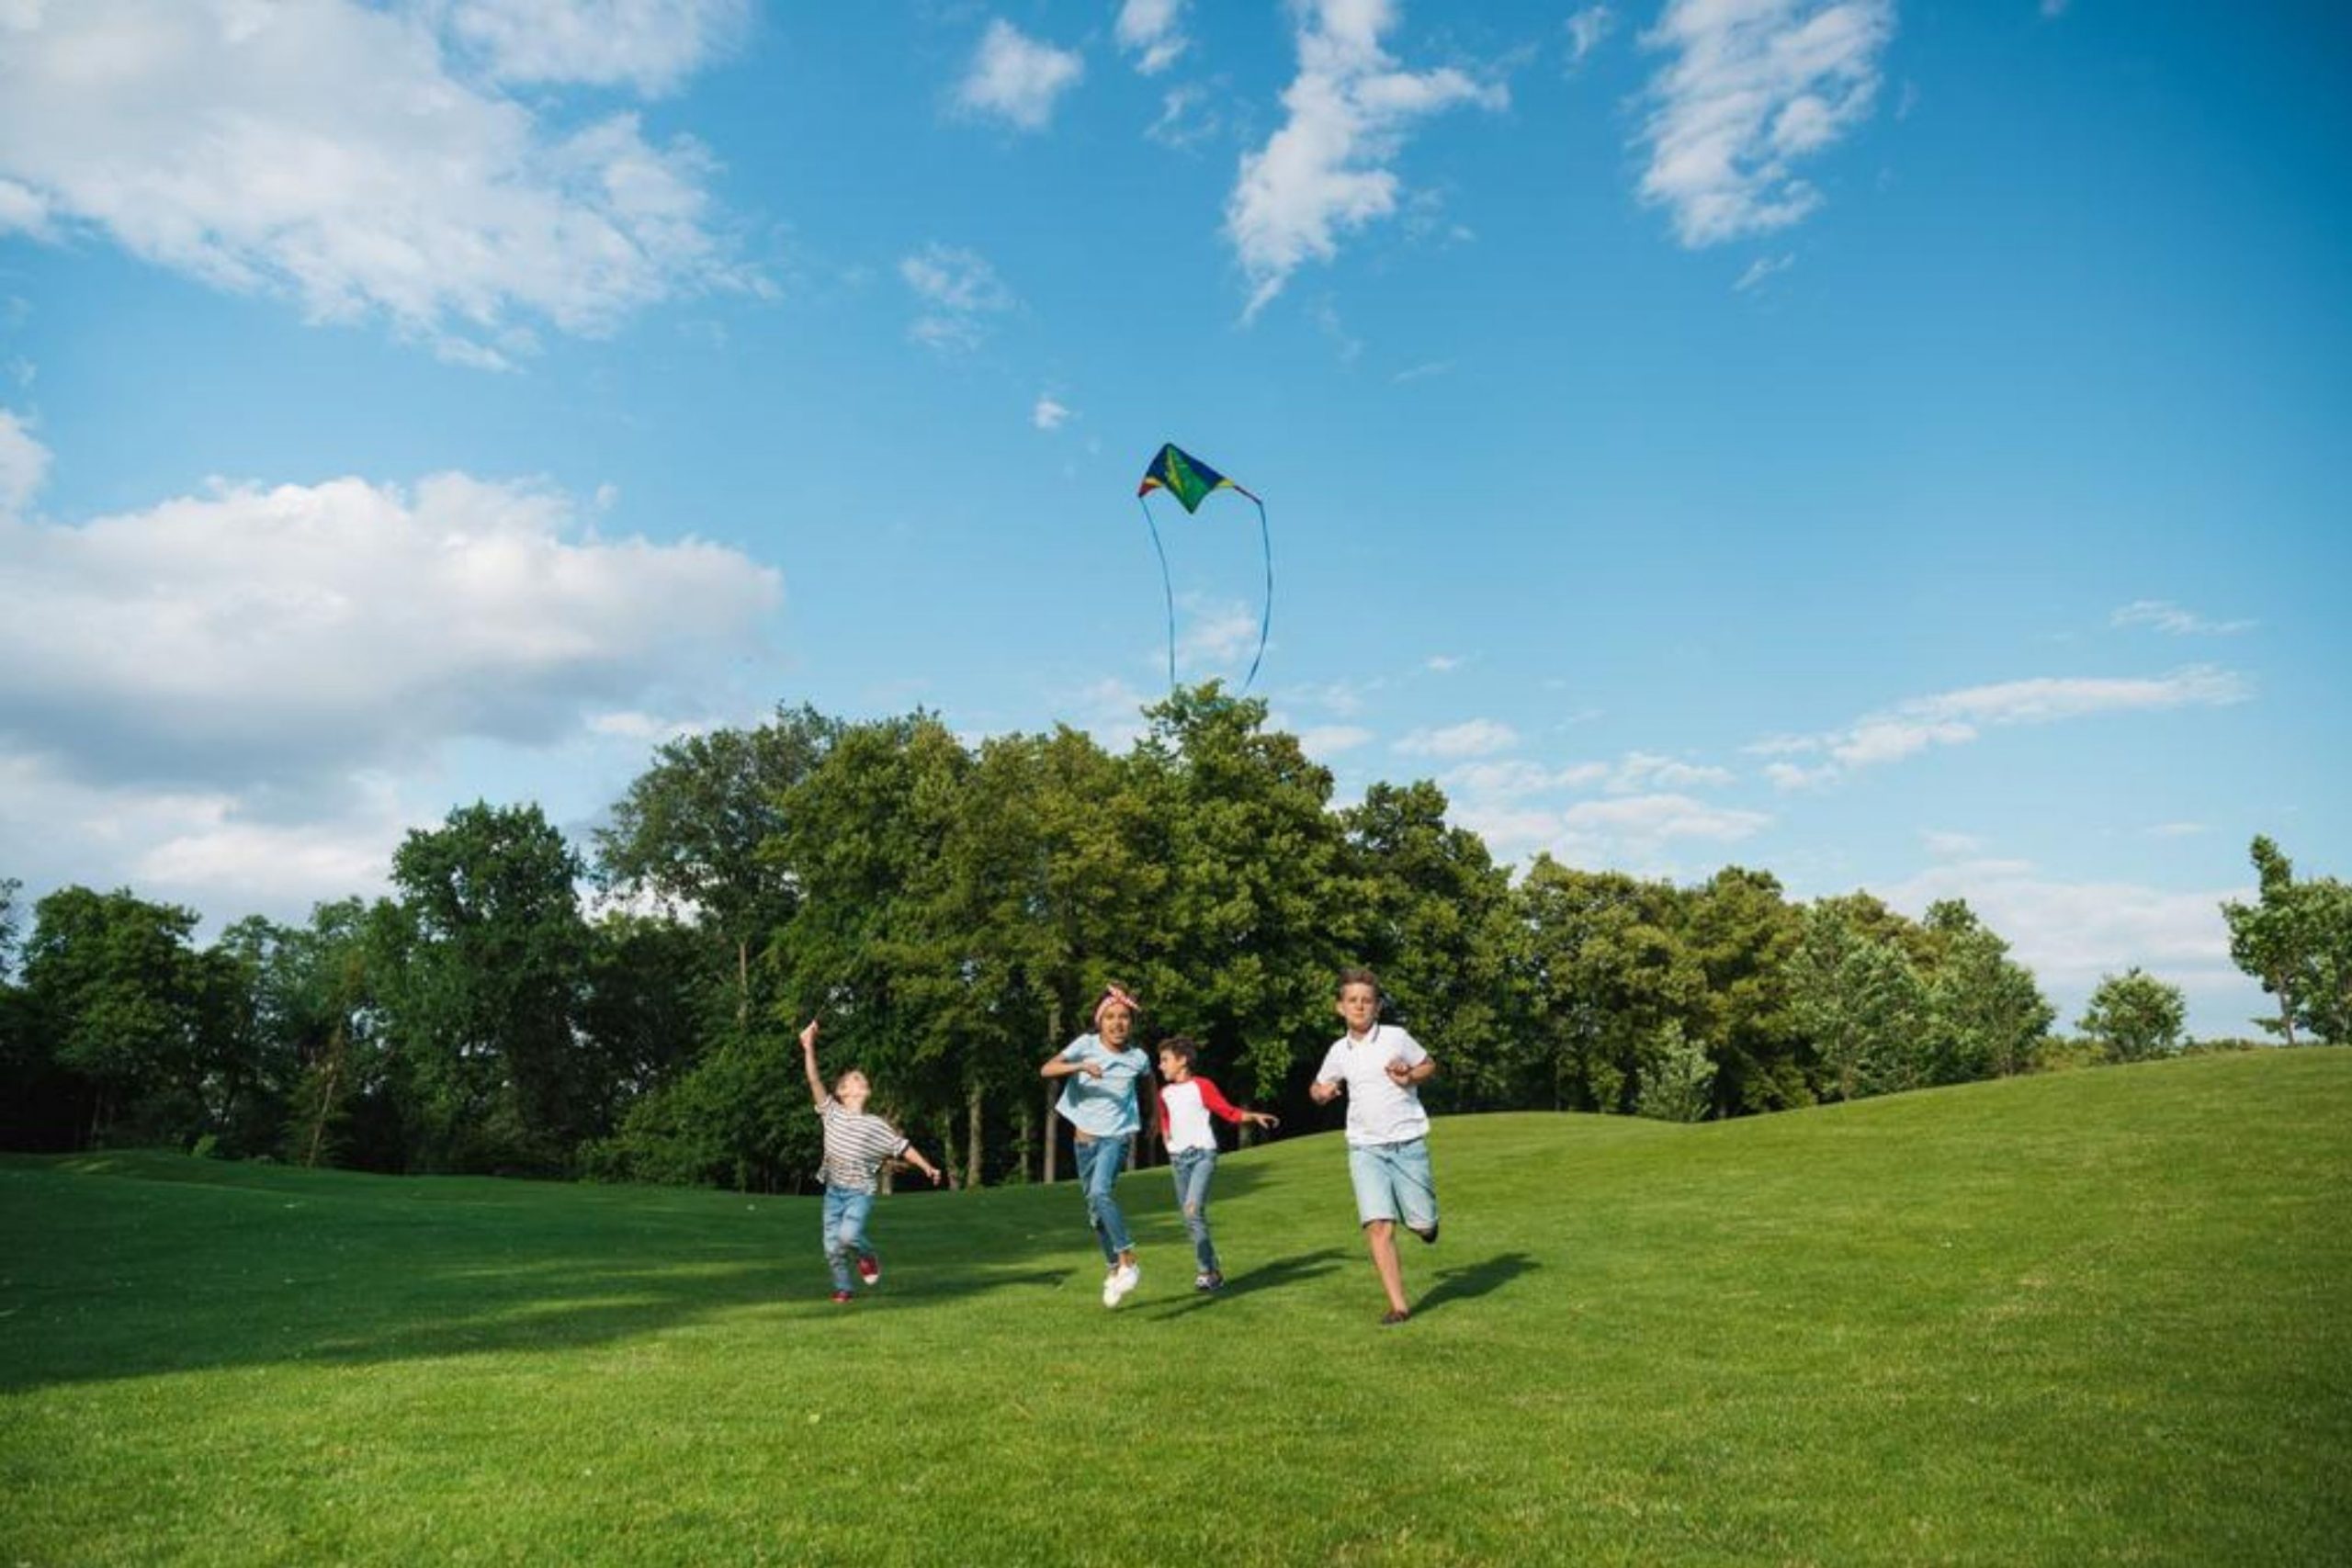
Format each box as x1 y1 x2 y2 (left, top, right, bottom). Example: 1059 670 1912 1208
1102 1261 1140 1308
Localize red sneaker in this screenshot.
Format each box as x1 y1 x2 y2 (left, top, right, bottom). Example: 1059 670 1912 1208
831 1290 854 1303
856 1254 881 1287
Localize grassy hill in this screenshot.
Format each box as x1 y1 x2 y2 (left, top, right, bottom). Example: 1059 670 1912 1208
3 1051 2346 1565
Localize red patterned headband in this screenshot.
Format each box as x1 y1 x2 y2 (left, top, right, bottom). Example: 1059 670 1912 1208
1094 985 1139 1027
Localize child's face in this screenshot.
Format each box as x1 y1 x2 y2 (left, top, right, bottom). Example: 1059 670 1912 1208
1337 982 1379 1034
1099 1004 1134 1047
834 1070 871 1111
1157 1049 1188 1080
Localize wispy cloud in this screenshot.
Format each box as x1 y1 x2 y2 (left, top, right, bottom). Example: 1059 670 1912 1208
1396 717 1521 759
956 18 1085 131
1637 0 1895 248
0 0 758 367
1424 653 1465 671
1566 6 1615 69
1393 360 1455 384
0 407 48 514
440 0 753 96
899 243 1014 352
1227 0 1507 317
1756 666 2253 788
1032 394 1073 431
1296 724 1375 759
1733 252 1795 291
1116 0 1190 76
1456 791 1770 868
2110 599 2256 636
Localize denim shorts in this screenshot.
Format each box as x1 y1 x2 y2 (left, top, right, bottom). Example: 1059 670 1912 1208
1346 1136 1438 1232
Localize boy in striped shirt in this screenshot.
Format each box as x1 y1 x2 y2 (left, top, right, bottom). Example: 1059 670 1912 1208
1155 1036 1279 1292
799 1018 945 1303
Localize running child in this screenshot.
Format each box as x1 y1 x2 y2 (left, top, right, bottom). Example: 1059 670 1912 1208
1154 1036 1279 1292
799 1017 945 1303
1310 967 1440 1325
1040 984 1151 1308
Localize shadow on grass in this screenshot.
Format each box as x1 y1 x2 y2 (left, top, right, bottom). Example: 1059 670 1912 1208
0 1154 1294 1391
1138 1247 1350 1320
1414 1250 1541 1317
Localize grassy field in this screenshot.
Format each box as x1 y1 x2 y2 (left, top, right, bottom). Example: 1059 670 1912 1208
3 1051 2347 1566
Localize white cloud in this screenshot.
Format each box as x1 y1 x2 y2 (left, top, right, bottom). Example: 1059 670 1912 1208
1116 0 1190 75
1296 724 1375 759
1637 0 1895 248
1733 252 1795 290
1396 717 1520 759
1032 395 1073 431
0 407 48 513
1148 83 1225 149
1424 653 1464 671
1392 360 1454 384
0 0 757 367
1758 667 2252 788
1920 829 1984 859
1226 0 1507 316
1441 759 1611 797
2110 599 2256 636
1173 597 1264 672
435 0 752 96
1875 856 2254 1026
1566 6 1614 68
0 469 782 790
956 18 1085 131
1607 750 1735 793
1456 791 1770 868
900 243 1015 352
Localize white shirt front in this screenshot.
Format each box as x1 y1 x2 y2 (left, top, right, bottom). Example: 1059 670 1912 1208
1316 1024 1430 1147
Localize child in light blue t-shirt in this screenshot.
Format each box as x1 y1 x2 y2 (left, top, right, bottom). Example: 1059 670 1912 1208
1040 984 1151 1308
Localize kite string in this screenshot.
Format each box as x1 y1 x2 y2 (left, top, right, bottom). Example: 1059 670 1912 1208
1138 495 1178 691
1242 493 1272 694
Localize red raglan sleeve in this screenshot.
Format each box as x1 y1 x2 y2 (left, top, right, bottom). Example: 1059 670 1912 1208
1195 1077 1247 1123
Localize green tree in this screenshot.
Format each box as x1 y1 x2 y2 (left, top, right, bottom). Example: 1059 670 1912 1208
1127 684 1348 1105
1517 861 1702 1114
379 802 592 1173
1682 867 1806 1115
2077 968 2188 1062
1919 898 2053 1082
2222 837 2352 1046
594 706 838 1036
1787 900 1930 1102
20 886 207 1144
1336 780 1522 1111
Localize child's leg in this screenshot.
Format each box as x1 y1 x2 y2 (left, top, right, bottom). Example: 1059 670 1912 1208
1363 1220 1409 1314
820 1187 856 1293
838 1189 876 1262
1081 1135 1135 1263
1174 1150 1219 1276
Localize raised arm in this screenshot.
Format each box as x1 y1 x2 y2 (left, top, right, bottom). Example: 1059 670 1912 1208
1041 1045 1103 1080
798 1018 828 1109
1197 1077 1280 1129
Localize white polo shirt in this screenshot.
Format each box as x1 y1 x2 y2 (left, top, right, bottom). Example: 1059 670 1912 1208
1315 1024 1430 1147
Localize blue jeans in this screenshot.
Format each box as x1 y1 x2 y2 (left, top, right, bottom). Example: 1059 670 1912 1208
1073 1134 1134 1264
1170 1147 1220 1275
821 1185 876 1292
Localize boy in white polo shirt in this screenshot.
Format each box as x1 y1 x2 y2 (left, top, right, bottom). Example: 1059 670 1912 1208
1310 967 1439 1325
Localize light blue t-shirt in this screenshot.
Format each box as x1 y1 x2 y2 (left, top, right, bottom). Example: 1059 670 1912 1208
1053 1033 1149 1138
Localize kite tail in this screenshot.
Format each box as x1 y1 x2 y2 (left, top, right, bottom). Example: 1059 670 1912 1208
1138 495 1178 691
1242 492 1272 694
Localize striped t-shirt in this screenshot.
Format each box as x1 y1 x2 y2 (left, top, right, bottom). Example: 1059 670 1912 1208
818 1098 910 1193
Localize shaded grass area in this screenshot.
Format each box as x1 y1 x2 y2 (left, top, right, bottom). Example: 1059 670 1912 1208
3 1052 2347 1564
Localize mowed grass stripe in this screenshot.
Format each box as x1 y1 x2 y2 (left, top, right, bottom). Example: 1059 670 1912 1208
3 1050 2346 1565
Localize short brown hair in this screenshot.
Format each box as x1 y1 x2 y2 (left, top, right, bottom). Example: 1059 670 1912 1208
1337 966 1380 997
1156 1036 1198 1068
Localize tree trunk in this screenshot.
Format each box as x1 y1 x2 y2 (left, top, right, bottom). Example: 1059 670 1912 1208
1016 1098 1035 1183
1042 1078 1058 1184
966 1080 984 1189
2272 967 2300 1047
304 1047 342 1168
737 937 750 1034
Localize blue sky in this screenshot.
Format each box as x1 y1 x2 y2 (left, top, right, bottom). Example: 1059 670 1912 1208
2 0 2346 1035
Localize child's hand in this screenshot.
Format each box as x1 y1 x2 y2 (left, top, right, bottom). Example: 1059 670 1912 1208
1249 1111 1281 1130
799 1018 820 1052
1080 1059 1106 1079
927 1166 947 1187
1385 1057 1415 1086
1310 1080 1341 1104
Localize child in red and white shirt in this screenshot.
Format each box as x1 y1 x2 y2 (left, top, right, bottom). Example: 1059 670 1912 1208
1155 1037 1279 1292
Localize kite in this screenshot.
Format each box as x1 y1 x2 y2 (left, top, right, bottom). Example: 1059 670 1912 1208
1135 442 1272 693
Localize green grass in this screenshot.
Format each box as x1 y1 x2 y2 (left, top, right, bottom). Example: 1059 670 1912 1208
4 1051 2348 1566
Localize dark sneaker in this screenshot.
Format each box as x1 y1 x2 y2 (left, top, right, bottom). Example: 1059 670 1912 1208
1380 1308 1411 1326
1194 1270 1224 1292
1413 1224 1439 1247
831 1290 854 1303
856 1254 881 1287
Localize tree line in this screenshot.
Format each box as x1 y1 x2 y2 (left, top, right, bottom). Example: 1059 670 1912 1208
2 686 2341 1188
